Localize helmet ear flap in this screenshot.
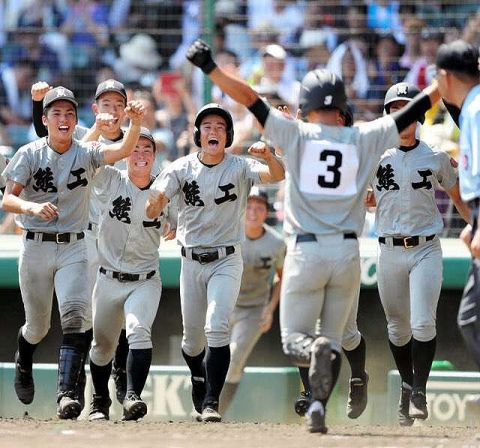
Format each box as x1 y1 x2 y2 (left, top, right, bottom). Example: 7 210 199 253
193 126 201 147
226 128 234 148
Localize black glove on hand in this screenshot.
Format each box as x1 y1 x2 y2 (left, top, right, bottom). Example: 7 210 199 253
186 39 217 74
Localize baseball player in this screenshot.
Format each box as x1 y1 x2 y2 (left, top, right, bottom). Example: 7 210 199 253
31 80 131 406
88 127 174 421
294 104 369 420
146 103 285 422
185 38 440 433
371 82 471 425
435 40 480 412
219 186 285 414
1 86 144 419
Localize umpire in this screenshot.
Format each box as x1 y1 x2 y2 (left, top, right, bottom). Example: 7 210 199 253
436 40 480 411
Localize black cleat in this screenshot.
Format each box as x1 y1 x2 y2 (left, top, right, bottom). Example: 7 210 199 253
14 351 34 405
122 392 147 421
346 373 369 419
398 384 415 426
89 394 112 421
57 396 82 420
409 389 428 420
294 391 312 417
112 366 127 404
191 376 206 414
306 400 327 434
201 402 221 423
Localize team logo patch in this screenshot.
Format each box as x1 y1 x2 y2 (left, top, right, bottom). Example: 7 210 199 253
396 84 408 96
324 95 333 106
56 88 66 97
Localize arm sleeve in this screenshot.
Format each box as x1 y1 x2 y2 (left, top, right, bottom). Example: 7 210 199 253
151 162 181 200
87 142 107 169
436 152 458 191
358 115 400 160
243 157 264 185
0 155 6 190
390 92 432 134
32 100 47 137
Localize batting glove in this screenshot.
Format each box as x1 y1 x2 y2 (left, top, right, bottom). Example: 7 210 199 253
186 39 217 74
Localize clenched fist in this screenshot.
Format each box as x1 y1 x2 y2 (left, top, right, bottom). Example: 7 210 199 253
248 141 273 161
186 39 217 74
124 101 145 126
31 82 52 101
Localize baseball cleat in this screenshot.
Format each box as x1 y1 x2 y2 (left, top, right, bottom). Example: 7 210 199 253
201 403 221 423
309 337 332 401
294 390 312 417
89 394 112 421
306 400 327 434
122 393 147 421
57 396 82 420
14 351 34 405
409 389 428 420
112 366 127 404
346 373 369 419
191 376 206 414
398 383 415 426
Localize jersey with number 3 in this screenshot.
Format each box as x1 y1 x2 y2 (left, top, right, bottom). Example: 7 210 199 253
263 108 399 236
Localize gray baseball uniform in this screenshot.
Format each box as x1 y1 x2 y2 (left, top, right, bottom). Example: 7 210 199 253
152 152 264 353
373 141 457 344
262 108 400 354
0 153 6 191
2 137 106 342
89 166 170 366
226 225 285 383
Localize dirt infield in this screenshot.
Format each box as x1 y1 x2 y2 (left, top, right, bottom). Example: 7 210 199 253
0 418 478 448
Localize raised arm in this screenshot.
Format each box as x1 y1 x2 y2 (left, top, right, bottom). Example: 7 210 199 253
247 141 285 183
31 81 52 138
100 101 144 164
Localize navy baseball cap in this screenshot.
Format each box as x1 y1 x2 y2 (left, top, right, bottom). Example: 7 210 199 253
43 86 78 110
95 79 127 101
436 40 480 77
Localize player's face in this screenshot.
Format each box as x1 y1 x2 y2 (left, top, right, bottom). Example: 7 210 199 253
94 92 126 130
42 100 77 142
128 137 155 176
389 100 417 139
199 114 227 155
307 108 344 126
246 198 268 228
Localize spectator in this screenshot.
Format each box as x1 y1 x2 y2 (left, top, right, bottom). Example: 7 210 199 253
302 1 339 52
366 0 404 44
400 17 425 70
114 34 162 86
0 59 36 125
298 30 330 77
404 29 443 89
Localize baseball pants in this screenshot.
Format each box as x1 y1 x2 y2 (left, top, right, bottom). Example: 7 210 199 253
84 226 99 330
19 232 89 344
226 305 264 383
377 237 442 345
280 234 360 353
89 273 161 366
180 247 243 356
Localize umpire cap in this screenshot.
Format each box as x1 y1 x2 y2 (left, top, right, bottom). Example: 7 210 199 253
383 82 424 124
43 86 78 111
298 69 348 116
436 40 480 77
95 79 127 101
193 103 234 148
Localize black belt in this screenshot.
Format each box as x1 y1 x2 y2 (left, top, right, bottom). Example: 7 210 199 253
26 231 84 244
181 246 235 264
99 267 156 282
378 234 435 248
296 233 357 243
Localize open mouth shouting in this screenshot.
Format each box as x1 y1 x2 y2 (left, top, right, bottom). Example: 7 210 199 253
58 125 70 134
207 138 219 150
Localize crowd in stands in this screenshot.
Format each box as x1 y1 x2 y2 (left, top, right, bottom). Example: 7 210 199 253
1 0 480 235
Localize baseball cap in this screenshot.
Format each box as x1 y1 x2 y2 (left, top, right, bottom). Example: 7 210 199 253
139 127 156 149
43 86 78 110
261 44 287 60
436 40 480 77
95 79 127 101
248 186 269 206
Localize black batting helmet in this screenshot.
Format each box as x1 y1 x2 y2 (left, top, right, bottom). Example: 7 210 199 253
193 103 234 148
384 82 424 124
298 69 348 117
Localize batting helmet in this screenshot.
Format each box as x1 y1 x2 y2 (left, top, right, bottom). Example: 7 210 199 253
298 69 348 117
383 82 424 123
193 103 234 148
